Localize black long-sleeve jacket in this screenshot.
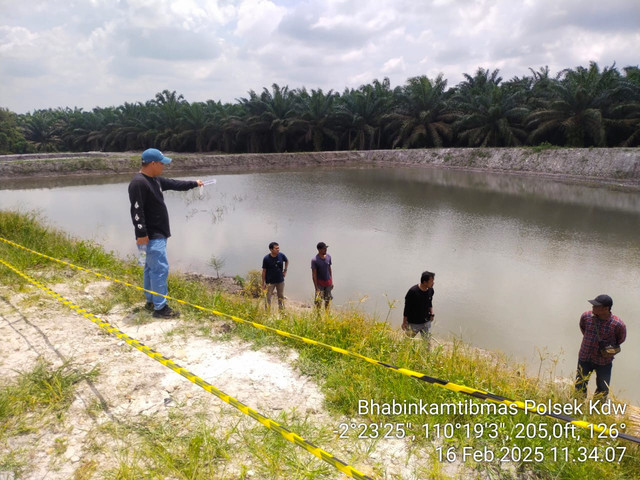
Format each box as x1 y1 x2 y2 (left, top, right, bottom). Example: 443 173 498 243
403 285 434 324
128 173 198 239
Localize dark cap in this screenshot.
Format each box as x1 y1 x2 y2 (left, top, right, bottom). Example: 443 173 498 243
316 241 328 250
588 294 613 308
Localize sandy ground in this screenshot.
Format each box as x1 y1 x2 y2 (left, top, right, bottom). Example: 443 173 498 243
0 278 437 480
3 274 639 479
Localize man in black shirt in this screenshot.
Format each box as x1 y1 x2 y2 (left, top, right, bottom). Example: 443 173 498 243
128 148 203 318
261 242 289 311
402 271 435 338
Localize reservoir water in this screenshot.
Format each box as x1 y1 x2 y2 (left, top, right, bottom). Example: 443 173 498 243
1 166 638 403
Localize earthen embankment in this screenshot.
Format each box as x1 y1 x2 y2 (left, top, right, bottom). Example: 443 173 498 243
1 148 639 187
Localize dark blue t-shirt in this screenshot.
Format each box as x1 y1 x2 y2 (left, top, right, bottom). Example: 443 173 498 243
311 254 332 286
262 252 288 284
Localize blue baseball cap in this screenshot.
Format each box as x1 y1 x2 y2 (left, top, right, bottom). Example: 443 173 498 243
141 148 172 164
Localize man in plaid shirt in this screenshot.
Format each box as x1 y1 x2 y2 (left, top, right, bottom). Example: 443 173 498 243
575 294 626 399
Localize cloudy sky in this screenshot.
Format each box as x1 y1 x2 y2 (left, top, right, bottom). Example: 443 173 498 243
1 0 638 113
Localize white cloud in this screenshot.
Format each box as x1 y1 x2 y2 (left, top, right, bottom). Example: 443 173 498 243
0 0 638 113
76 21 117 54
381 56 406 75
234 0 287 38
348 71 373 86
0 25 38 52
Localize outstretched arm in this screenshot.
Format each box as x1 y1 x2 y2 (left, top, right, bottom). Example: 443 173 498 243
159 177 202 191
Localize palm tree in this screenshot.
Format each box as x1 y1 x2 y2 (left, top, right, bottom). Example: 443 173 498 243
211 101 246 153
239 84 300 152
57 107 85 151
453 87 529 147
63 107 116 151
5 61 640 153
385 74 454 148
237 90 270 152
607 102 640 146
526 62 625 147
150 90 187 150
452 69 528 147
622 66 640 87
363 78 394 148
106 102 149 151
0 108 29 153
176 102 209 152
293 88 340 151
502 67 557 112
336 81 391 150
21 109 64 152
455 68 503 97
606 66 640 146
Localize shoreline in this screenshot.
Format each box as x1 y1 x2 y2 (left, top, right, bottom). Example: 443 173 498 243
1 147 639 189
184 271 640 411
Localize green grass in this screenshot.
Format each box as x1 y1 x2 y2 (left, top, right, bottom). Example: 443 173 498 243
1 209 639 479
101 411 232 478
96 406 339 480
0 359 99 429
0 359 99 477
528 141 559 154
0 209 132 287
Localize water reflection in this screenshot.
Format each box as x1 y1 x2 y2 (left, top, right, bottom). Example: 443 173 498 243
0 166 638 403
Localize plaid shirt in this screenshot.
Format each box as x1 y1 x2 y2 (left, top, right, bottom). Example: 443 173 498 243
578 311 626 365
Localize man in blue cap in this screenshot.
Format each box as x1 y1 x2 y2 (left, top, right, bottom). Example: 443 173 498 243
128 148 203 318
575 294 626 400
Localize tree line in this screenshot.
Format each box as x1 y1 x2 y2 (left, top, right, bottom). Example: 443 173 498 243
1 61 639 155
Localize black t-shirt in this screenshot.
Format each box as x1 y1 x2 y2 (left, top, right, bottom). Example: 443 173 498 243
262 252 289 284
128 173 198 239
403 284 434 324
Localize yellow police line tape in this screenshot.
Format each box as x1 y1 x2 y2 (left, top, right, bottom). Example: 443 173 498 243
1 235 639 445
0 256 374 480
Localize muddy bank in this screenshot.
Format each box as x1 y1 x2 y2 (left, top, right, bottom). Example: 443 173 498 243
1 148 639 187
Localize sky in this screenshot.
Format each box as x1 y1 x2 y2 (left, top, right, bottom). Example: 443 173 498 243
1 0 639 114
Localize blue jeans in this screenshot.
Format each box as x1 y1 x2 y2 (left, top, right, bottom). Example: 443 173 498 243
575 360 612 397
144 237 169 310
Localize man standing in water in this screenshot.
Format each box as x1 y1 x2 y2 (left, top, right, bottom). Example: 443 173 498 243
128 148 203 318
575 294 626 400
262 241 289 311
402 271 436 338
311 242 333 311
